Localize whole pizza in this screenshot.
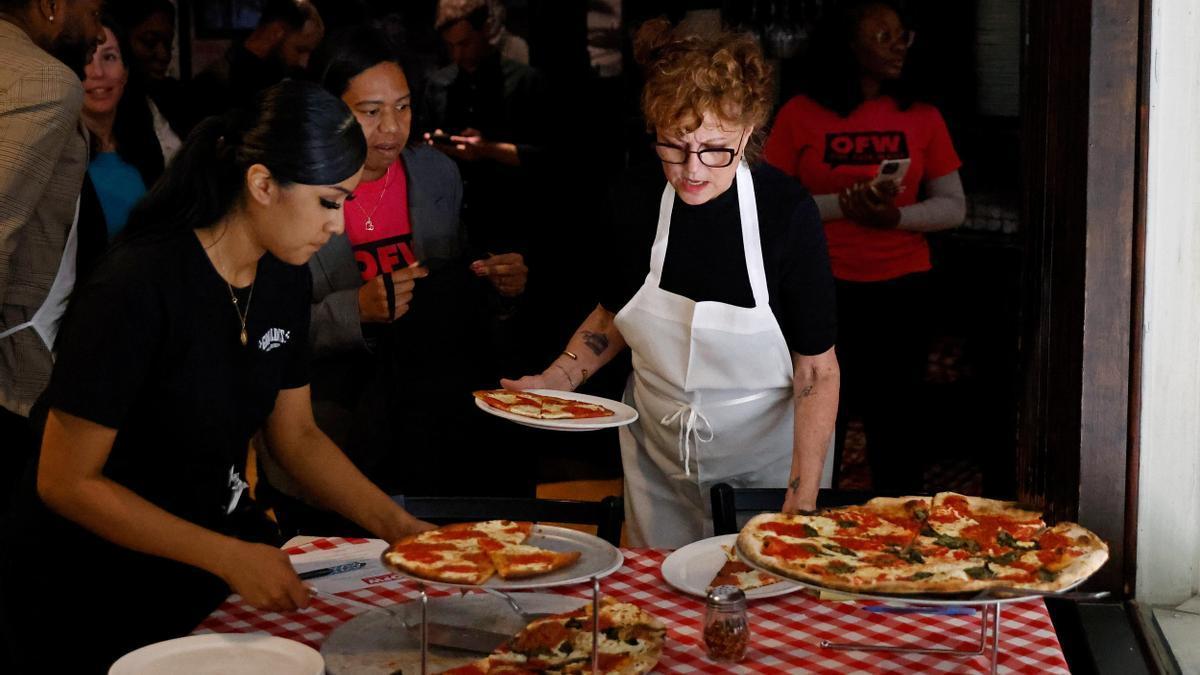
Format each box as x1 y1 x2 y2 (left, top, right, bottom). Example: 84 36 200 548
438 597 666 674
383 520 581 585
474 389 614 420
737 492 1108 594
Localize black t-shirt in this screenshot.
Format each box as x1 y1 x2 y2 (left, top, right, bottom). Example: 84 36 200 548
598 163 837 355
32 228 310 532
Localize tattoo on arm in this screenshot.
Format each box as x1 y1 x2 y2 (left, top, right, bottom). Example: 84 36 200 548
788 477 802 490
798 385 814 398
581 330 609 356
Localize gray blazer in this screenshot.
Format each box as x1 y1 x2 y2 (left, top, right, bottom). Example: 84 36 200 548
0 20 88 416
308 144 465 356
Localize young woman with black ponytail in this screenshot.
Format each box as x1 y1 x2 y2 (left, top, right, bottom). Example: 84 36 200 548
0 80 434 674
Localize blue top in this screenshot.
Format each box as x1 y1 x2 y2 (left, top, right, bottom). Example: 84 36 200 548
88 151 147 239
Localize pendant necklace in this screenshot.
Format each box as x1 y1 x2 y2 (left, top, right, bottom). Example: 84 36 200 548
225 281 255 347
352 164 392 231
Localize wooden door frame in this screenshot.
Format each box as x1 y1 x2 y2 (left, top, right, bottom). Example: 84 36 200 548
1018 0 1148 596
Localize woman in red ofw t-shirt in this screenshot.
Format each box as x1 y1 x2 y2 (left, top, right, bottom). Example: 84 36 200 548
764 0 965 492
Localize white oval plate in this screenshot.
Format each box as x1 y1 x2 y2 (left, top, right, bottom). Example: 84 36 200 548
474 389 638 431
661 533 801 600
109 634 323 675
383 524 624 590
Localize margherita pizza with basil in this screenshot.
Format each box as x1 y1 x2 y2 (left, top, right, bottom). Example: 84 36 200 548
737 493 1108 594
474 389 614 420
439 598 665 674
383 520 580 585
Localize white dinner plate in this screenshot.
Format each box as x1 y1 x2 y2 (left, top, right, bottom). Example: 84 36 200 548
473 388 638 431
382 524 624 590
661 533 802 600
109 633 323 675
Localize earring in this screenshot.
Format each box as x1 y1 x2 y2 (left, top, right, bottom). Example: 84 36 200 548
48 14 54 21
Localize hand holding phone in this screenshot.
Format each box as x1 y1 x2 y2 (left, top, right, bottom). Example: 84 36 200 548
871 158 911 192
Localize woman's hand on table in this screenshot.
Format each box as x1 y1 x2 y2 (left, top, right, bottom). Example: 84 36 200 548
358 263 428 323
840 179 901 229
471 252 528 297
215 541 311 612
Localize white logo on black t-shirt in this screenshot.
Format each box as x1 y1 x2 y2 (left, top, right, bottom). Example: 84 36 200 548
258 328 291 352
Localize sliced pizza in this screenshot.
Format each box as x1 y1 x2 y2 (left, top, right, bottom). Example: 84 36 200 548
382 540 496 585
736 493 1108 595
473 389 614 420
707 544 780 592
439 598 665 675
489 544 581 580
383 520 582 585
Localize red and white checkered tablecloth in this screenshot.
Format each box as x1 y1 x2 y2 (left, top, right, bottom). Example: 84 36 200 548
194 537 1071 674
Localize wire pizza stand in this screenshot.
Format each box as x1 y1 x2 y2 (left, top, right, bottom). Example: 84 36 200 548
735 543 1095 675
380 524 624 675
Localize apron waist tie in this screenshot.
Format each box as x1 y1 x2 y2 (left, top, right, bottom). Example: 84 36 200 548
658 390 774 476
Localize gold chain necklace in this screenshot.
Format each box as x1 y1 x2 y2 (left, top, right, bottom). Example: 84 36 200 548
225 281 255 347
350 163 392 231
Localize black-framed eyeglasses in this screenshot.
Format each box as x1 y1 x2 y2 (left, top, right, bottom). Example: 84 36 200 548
874 28 916 48
653 138 745 168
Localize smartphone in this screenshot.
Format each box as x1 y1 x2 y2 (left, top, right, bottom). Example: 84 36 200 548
429 132 457 146
871 158 911 190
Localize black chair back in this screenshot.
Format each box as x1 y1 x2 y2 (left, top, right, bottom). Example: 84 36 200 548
393 495 625 547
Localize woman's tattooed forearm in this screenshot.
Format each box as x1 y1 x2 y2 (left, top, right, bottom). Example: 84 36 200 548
581 331 609 356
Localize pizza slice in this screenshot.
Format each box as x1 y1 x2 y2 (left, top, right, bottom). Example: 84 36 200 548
707 544 780 592
489 544 582 580
454 598 665 674
923 492 1044 549
419 520 534 552
474 390 545 418
382 540 496 585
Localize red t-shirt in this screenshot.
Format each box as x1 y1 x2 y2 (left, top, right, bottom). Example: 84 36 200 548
345 160 415 281
764 95 961 282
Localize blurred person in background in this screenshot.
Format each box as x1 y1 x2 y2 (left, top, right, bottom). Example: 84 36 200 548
191 0 325 120
764 0 965 493
111 0 188 150
422 0 546 255
80 14 164 241
0 0 104 513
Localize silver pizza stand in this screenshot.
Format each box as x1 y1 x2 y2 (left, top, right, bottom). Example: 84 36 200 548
379 524 624 675
735 540 1096 675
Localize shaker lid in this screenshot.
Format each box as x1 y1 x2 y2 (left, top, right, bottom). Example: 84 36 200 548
707 585 748 608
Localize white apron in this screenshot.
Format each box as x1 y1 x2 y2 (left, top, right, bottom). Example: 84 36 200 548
0 196 80 350
615 163 830 548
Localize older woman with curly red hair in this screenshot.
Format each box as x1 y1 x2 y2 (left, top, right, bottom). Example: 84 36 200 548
505 20 839 547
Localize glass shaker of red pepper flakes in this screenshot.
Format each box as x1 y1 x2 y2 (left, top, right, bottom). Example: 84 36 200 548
703 585 749 662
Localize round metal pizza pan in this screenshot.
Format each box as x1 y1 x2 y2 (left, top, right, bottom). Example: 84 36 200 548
733 538 1089 607
321 592 588 675
381 524 624 590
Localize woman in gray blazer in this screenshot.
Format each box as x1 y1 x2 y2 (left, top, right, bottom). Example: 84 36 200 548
258 27 531 525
